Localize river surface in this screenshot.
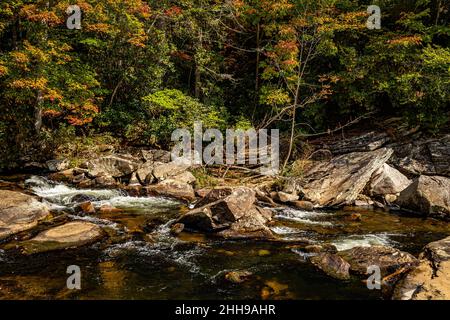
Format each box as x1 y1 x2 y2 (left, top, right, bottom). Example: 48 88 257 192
0 175 449 300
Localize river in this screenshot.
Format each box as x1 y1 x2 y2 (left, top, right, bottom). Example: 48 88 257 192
0 175 449 300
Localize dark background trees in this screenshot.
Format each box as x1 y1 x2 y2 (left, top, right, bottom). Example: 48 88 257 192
0 0 448 169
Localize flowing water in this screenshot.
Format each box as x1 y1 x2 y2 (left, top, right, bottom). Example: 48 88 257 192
0 175 449 300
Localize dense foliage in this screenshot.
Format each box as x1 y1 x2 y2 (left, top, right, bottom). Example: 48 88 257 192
0 0 448 169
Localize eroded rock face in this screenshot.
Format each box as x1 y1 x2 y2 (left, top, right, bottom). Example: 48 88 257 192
0 190 51 240
310 253 351 280
22 221 105 254
393 236 450 300
389 134 450 178
369 164 411 196
396 175 450 219
286 148 393 207
337 246 418 276
177 187 274 239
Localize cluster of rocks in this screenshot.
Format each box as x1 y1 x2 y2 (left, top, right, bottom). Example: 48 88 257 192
176 187 275 240
308 235 450 300
48 149 197 202
281 133 450 220
0 190 104 254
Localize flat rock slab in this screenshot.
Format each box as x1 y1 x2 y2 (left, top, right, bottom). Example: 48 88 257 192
287 148 393 207
0 190 51 240
338 245 418 276
22 221 104 254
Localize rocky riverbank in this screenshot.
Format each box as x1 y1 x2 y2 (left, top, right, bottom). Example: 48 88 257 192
0 130 449 300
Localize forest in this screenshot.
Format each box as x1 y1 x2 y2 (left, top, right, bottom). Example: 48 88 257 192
1 0 450 302
0 0 449 170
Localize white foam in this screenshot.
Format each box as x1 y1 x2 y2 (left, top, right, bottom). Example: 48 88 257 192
331 234 398 251
270 226 302 235
68 214 122 231
27 176 124 205
26 176 180 210
274 208 333 226
94 196 179 209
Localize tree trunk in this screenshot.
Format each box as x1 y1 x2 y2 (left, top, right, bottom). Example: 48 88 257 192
194 64 201 99
282 105 296 171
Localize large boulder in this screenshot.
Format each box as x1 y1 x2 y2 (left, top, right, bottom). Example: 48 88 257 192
84 154 141 178
396 175 450 219
337 246 418 276
393 236 450 300
135 162 157 185
368 164 411 196
0 190 51 240
178 187 274 239
286 148 393 207
21 221 105 254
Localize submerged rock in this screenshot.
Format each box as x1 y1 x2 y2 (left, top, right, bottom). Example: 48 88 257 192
338 246 418 276
285 148 393 207
393 236 450 300
225 270 253 284
396 175 450 219
0 190 51 240
21 221 105 254
310 253 351 280
170 223 185 235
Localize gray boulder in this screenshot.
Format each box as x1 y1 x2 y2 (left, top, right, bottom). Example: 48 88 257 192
369 163 411 196
84 154 141 178
396 175 450 219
